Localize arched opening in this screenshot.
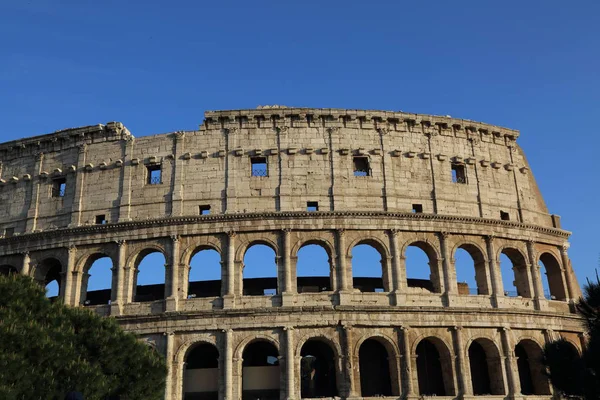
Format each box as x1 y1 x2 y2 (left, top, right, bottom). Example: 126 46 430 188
188 248 222 298
515 340 551 395
351 242 386 292
242 340 280 400
468 339 505 395
455 244 489 295
0 265 17 275
300 339 338 398
358 339 393 397
82 255 113 305
405 242 439 293
134 250 166 302
415 338 454 396
243 243 278 296
296 243 332 293
35 258 62 301
499 248 531 298
184 342 220 400
538 253 567 301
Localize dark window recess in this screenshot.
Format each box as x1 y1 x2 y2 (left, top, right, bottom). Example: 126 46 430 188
147 165 162 185
251 157 268 177
412 204 423 213
52 178 67 197
353 157 371 176
451 164 467 183
199 205 211 215
95 215 107 225
307 201 319 212
4 227 14 238
500 211 510 221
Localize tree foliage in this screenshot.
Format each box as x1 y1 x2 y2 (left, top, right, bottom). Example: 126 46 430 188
0 274 167 400
543 272 600 399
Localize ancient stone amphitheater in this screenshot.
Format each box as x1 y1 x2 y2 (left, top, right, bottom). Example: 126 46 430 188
0 107 585 400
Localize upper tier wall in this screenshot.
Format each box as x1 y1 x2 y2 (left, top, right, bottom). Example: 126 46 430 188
0 108 554 235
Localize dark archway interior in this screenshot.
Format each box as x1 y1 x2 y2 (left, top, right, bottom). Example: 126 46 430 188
515 343 534 395
515 341 550 396
0 265 17 275
184 343 220 400
469 341 491 395
359 339 392 397
416 339 446 396
539 253 567 300
300 340 338 398
242 341 279 400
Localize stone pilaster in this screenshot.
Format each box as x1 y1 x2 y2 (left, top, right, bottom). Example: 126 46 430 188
223 231 236 308
63 246 77 306
21 251 31 276
440 232 456 306
69 144 87 227
117 136 134 222
526 240 545 310
26 152 44 232
164 332 175 400
285 327 295 400
166 235 180 312
399 326 413 397
485 235 502 308
224 329 233 400
500 327 519 396
451 326 468 396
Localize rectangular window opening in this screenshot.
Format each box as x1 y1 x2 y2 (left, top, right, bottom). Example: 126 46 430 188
52 178 66 197
412 204 423 213
147 164 162 185
307 201 319 212
199 205 211 215
251 157 268 177
4 227 14 238
95 215 107 225
451 164 466 184
500 211 510 221
353 156 370 177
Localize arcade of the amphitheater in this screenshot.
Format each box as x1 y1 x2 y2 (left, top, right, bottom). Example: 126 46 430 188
0 108 585 400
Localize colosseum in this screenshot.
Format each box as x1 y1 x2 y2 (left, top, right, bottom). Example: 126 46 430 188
0 107 585 399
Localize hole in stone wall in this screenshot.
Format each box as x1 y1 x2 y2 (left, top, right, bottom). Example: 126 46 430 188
3 227 14 238
243 244 277 296
147 164 162 185
188 248 221 298
451 164 466 183
242 341 280 400
306 201 318 212
351 243 385 292
199 205 211 215
412 204 423 213
359 339 393 396
251 157 268 177
95 214 107 225
84 255 113 305
297 244 331 293
134 251 166 302
353 157 370 176
52 177 66 197
500 211 510 221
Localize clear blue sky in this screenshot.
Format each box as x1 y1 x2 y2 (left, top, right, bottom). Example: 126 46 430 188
1 1 598 293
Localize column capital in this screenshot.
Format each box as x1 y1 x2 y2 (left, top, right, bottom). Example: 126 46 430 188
281 228 292 234
484 234 495 243
67 245 77 254
388 228 400 236
22 251 30 257
337 228 346 236
439 231 450 239
450 326 463 332
561 242 570 253
500 326 511 333
114 240 126 247
170 234 181 243
226 230 237 238
283 326 295 331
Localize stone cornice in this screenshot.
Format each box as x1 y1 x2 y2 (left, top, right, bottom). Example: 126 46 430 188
0 122 132 158
0 210 570 248
203 107 519 139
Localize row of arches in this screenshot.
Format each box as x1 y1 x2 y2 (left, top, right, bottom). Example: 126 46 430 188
0 234 570 306
181 334 566 399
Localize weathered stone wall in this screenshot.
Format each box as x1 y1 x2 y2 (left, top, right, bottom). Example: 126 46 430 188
0 108 554 235
0 108 583 400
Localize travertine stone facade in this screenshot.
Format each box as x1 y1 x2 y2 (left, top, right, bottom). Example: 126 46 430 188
0 107 584 400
